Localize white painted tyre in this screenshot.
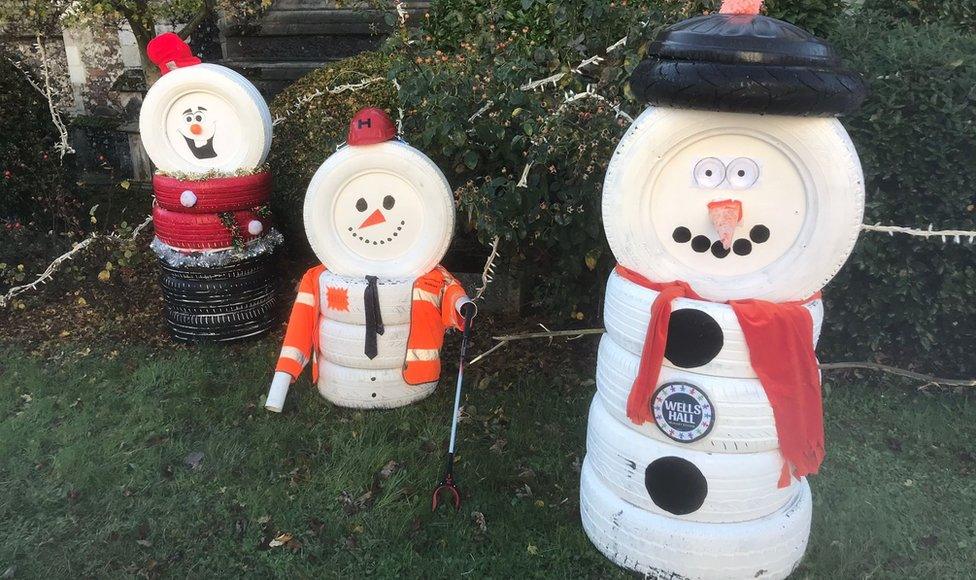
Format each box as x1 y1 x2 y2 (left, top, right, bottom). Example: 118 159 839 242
318 361 436 409
304 141 455 279
318 270 414 326
596 335 779 453
139 63 272 173
603 107 864 302
319 319 409 370
584 396 794 523
580 459 811 580
603 269 823 379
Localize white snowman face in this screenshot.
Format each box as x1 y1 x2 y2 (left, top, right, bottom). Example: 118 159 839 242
139 64 272 174
603 107 864 302
304 141 456 279
165 93 241 167
175 105 218 159
649 134 807 276
333 171 425 261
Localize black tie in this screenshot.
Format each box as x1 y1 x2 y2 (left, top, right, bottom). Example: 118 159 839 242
364 275 385 359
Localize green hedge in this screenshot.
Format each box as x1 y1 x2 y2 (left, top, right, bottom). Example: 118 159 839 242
268 1 975 375
818 11 976 376
863 0 976 30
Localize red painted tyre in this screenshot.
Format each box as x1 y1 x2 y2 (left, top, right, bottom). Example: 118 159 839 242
152 204 269 250
153 172 271 213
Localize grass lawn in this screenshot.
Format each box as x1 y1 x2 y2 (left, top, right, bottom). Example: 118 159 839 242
1 330 974 578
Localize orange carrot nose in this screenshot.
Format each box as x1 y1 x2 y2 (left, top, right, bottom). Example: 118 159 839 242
190 123 203 135
359 209 386 229
708 199 743 250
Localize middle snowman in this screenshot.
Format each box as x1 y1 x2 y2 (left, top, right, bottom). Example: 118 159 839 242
266 108 473 412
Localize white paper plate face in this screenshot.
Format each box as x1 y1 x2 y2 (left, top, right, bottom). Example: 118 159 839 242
304 141 455 278
140 64 272 173
603 107 864 302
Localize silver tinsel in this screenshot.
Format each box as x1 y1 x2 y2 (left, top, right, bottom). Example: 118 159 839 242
150 229 284 268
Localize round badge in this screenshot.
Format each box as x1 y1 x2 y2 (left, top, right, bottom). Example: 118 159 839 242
651 382 715 443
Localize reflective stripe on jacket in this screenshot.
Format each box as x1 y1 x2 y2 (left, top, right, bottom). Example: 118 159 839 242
275 265 467 386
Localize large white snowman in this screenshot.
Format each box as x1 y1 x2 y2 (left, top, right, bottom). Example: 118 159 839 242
265 108 474 412
581 2 867 578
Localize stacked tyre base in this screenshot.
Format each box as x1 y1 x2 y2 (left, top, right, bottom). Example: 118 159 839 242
159 253 277 342
579 270 822 579
315 270 436 409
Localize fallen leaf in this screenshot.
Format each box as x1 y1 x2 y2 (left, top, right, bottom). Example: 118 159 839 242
377 460 399 480
489 438 507 454
527 544 539 556
136 539 152 548
269 532 293 548
184 451 204 469
471 511 487 533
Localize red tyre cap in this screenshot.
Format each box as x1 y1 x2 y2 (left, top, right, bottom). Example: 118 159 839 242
347 108 397 146
147 32 202 76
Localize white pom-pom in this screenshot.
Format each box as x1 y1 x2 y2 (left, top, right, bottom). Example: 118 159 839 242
180 190 197 208
247 219 264 236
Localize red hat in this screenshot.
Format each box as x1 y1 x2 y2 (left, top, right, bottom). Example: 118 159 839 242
147 32 202 76
347 108 397 146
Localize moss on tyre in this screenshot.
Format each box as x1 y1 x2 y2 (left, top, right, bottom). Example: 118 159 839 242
268 52 399 243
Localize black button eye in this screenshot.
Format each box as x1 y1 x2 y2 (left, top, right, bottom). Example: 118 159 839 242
356 198 367 212
383 195 395 210
195 115 203 122
185 116 192 123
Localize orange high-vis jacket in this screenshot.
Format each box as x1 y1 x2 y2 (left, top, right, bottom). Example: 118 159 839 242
275 265 468 385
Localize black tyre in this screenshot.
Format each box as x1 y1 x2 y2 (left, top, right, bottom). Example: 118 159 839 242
631 58 866 116
157 253 272 281
163 295 278 342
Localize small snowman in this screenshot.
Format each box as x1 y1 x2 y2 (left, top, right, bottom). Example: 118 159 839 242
140 33 280 342
265 108 475 412
581 1 866 578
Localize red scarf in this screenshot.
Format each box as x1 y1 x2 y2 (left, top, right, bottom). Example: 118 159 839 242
616 265 825 488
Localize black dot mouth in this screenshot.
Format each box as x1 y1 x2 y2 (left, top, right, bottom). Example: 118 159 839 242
349 220 406 246
673 225 769 259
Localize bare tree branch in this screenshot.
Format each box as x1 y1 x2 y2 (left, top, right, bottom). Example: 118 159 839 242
177 0 216 40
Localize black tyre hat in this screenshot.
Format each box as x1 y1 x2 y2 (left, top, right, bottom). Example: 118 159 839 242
630 10 866 116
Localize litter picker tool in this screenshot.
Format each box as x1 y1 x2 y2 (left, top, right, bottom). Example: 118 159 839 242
431 303 477 512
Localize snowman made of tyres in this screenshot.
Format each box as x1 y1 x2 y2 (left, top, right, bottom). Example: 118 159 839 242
265 108 475 412
139 32 281 342
580 2 867 578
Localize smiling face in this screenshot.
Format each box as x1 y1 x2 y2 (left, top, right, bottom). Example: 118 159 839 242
140 64 272 173
176 106 216 155
333 171 425 262
603 107 864 302
304 141 456 278
649 135 808 277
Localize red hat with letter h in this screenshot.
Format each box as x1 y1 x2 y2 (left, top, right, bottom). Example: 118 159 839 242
348 108 397 146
